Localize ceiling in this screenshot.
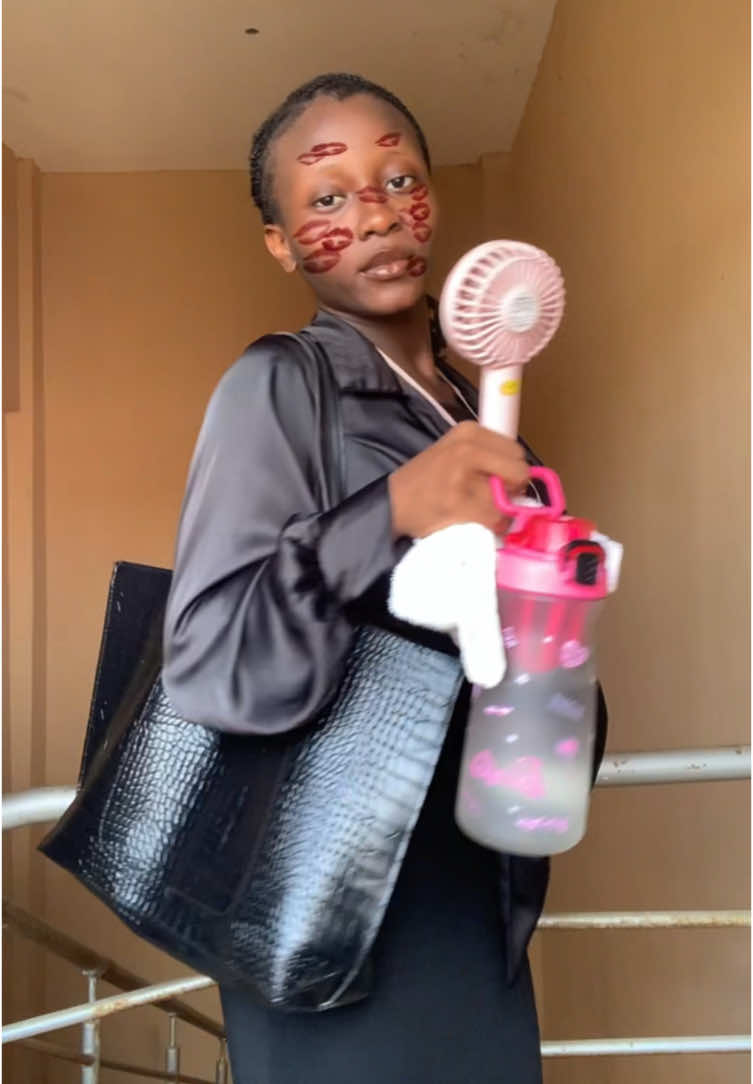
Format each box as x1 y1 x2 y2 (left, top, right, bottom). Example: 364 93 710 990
2 0 556 172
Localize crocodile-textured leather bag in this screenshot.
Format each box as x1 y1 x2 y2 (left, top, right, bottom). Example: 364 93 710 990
39 333 463 1011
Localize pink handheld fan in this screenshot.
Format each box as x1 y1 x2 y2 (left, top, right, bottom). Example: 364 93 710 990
439 241 565 437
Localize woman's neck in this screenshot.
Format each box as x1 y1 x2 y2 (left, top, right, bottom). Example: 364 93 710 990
322 299 437 382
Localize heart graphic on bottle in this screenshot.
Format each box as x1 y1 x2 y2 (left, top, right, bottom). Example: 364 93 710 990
555 738 580 760
560 639 589 669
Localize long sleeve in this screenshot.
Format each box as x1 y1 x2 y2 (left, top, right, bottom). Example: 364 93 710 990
163 338 404 735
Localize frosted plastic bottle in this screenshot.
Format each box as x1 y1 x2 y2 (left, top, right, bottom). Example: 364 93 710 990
455 468 608 857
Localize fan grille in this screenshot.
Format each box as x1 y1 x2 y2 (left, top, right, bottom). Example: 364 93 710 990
439 241 565 368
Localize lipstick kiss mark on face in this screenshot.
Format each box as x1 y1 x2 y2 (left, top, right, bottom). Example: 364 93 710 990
320 228 353 251
302 248 341 274
398 197 433 245
410 184 428 201
293 220 333 246
407 256 427 277
356 186 388 204
375 131 402 147
294 223 354 273
297 142 348 165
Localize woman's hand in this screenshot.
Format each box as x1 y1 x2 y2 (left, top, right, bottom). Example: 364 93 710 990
388 421 530 539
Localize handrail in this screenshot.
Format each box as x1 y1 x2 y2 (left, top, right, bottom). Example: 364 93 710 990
3 974 216 1043
596 746 750 786
2 786 77 829
4 746 748 836
541 1035 751 1057
17 1037 217 1083
3 900 225 1039
538 910 750 929
5 895 748 1041
2 744 750 1063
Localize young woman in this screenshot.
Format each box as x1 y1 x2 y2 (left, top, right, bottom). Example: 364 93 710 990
163 72 599 1084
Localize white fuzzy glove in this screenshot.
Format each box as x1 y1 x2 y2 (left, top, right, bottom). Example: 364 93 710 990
388 523 505 688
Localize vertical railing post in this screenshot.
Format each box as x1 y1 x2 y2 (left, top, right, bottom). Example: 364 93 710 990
215 1038 229 1084
164 1012 180 1080
80 970 100 1084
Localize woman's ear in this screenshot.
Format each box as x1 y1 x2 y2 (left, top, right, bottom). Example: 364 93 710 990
264 225 297 273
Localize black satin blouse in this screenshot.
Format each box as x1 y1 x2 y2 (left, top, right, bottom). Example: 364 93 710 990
164 308 481 733
163 307 606 983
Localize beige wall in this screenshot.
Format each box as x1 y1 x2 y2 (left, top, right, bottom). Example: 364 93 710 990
498 1 749 1081
3 161 482 1082
3 2 749 1078
3 144 51 1083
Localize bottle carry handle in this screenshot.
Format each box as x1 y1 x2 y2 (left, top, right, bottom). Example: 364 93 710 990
490 466 566 527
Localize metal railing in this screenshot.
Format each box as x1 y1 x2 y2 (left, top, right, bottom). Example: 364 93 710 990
2 744 750 1077
2 899 224 1038
4 745 749 837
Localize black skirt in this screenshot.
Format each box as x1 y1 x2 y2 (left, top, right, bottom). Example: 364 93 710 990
220 700 543 1084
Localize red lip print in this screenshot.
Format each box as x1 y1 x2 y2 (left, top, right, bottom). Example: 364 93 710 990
407 256 427 277
293 220 333 246
410 184 428 201
409 202 430 222
356 186 389 204
320 228 353 252
297 142 348 165
302 248 341 274
375 131 401 147
294 223 353 255
413 224 432 243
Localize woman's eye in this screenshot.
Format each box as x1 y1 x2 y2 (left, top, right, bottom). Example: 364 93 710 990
312 194 345 209
385 174 417 194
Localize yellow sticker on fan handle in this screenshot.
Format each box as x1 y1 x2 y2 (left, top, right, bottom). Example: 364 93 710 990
500 379 521 396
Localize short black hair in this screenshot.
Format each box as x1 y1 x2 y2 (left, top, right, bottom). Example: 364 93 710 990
249 72 431 225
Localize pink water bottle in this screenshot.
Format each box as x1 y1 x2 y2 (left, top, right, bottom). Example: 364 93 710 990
455 468 608 857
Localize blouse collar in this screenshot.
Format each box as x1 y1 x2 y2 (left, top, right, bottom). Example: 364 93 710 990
307 307 479 411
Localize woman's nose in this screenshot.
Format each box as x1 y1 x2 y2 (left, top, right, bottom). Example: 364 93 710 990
355 195 402 239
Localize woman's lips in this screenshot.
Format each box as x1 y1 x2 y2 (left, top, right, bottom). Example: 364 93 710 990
359 248 426 281
360 258 411 280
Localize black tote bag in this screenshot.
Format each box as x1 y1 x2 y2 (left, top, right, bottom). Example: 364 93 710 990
39 333 464 1012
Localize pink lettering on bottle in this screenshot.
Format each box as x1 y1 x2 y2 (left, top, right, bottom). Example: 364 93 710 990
548 693 585 721
502 626 519 649
468 751 545 799
515 816 569 834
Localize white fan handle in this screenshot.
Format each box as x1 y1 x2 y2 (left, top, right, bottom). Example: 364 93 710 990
479 365 523 438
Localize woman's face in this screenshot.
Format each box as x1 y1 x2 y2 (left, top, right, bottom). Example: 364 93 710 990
264 94 438 319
